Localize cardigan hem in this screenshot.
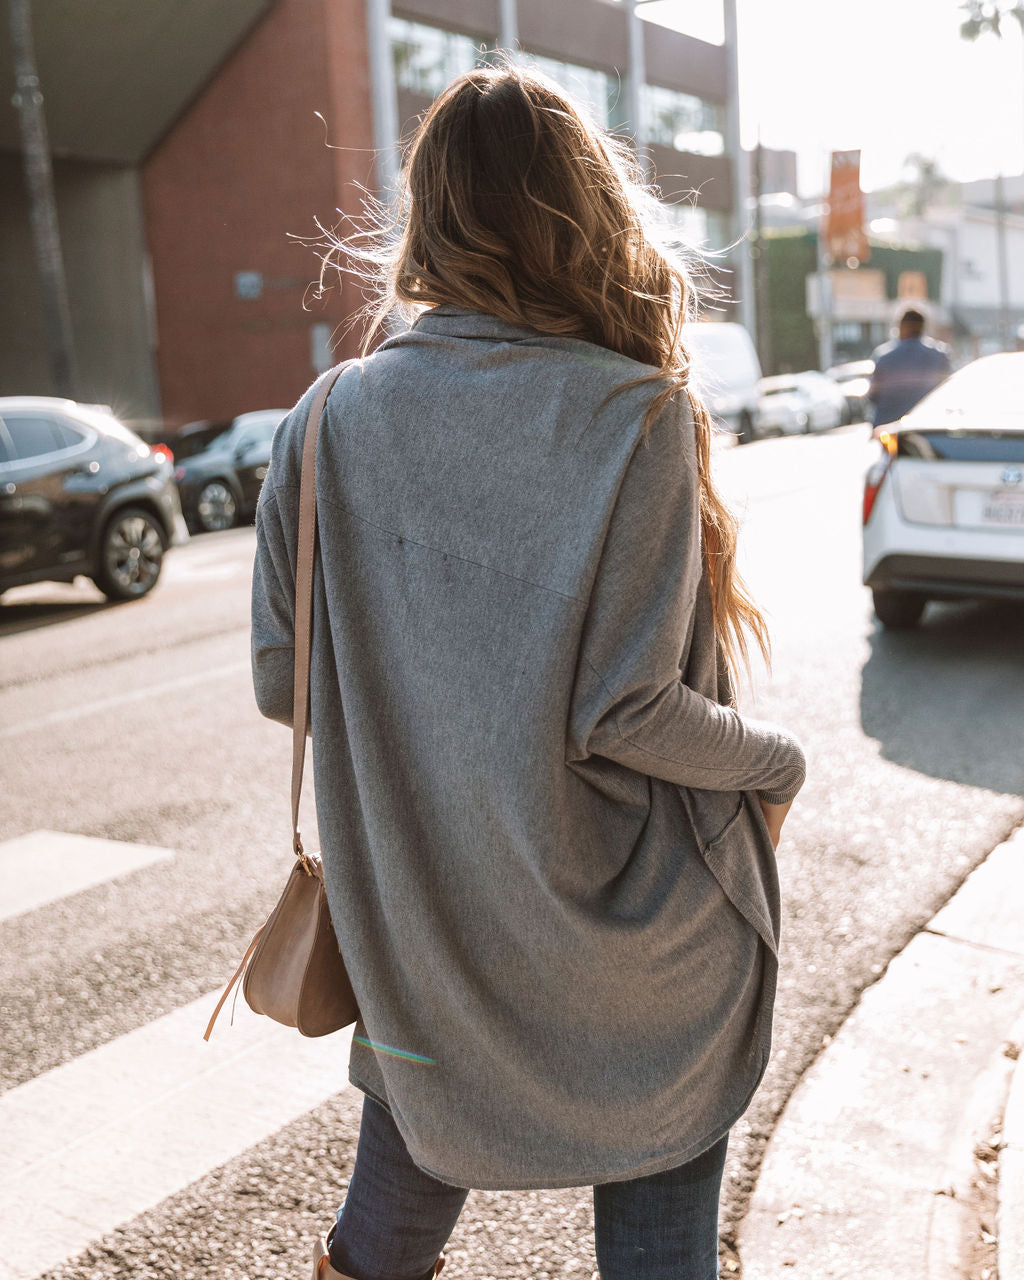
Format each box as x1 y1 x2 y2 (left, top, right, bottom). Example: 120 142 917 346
347 1038 771 1192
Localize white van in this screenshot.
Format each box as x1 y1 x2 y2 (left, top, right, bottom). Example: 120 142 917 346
681 321 763 444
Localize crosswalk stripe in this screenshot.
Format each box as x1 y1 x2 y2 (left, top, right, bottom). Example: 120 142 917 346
0 831 175 923
0 661 250 741
0 992 355 1280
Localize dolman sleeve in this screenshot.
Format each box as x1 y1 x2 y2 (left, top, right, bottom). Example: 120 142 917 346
250 384 319 730
567 391 806 805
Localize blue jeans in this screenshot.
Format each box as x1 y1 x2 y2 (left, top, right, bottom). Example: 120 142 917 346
329 1096 728 1280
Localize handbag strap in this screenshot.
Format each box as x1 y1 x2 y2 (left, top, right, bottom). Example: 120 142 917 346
291 363 348 868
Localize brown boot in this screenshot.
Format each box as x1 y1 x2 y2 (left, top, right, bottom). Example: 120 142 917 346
311 1234 445 1279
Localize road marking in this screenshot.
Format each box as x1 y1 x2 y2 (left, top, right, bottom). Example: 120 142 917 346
164 557 250 583
0 993 355 1280
0 830 174 923
0 661 250 740
165 562 246 581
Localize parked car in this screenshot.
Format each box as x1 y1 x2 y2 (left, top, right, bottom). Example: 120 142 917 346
172 409 286 533
0 396 185 601
758 371 848 435
862 352 1024 628
681 322 763 443
757 378 812 436
828 359 875 424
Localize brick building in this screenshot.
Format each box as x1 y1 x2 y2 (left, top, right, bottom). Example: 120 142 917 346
2 1 770 430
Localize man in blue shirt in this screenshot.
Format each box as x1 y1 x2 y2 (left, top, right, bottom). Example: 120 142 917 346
868 308 951 428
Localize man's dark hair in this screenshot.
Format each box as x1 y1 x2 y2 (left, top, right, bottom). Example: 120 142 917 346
899 308 925 336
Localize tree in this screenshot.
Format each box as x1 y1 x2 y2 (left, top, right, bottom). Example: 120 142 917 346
960 1 1024 40
900 153 952 216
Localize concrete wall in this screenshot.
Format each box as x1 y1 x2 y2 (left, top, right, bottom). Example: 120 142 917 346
950 212 1024 311
0 0 273 163
0 153 159 422
141 0 374 427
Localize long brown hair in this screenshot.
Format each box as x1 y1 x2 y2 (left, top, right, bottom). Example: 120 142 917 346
319 64 769 680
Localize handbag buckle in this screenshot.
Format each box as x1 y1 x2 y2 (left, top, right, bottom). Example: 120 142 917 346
294 832 315 876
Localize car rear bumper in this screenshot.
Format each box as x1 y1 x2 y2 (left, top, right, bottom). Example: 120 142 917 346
866 552 1024 600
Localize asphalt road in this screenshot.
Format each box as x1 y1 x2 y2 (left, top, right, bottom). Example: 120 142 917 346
1 423 1022 1279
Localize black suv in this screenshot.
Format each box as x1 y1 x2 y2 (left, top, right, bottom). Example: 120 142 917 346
173 409 286 533
0 397 185 601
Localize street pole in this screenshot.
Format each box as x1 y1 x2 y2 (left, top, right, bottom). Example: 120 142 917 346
752 135 771 373
994 171 1012 350
817 187 834 372
498 0 518 53
8 0 77 399
723 0 755 342
625 0 650 180
365 0 400 195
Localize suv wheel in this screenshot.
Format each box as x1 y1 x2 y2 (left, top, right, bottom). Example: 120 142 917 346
94 507 166 601
196 480 238 532
872 588 927 629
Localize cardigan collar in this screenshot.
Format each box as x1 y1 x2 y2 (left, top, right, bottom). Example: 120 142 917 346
412 305 544 343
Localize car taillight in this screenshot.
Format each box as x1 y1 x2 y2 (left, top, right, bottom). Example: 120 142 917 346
862 432 897 525
152 443 174 464
173 466 186 482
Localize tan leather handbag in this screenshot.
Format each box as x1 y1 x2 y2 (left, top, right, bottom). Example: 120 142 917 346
204 365 358 1041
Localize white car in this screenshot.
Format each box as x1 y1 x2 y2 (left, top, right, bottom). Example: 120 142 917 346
757 380 811 436
862 352 1024 628
682 322 763 444
758 371 848 435
828 359 874 424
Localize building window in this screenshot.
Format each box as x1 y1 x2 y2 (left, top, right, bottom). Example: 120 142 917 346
833 322 864 344
661 203 730 250
644 85 724 156
525 54 622 130
663 203 708 248
389 18 490 97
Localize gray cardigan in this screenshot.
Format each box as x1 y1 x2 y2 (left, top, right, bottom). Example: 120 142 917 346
251 306 806 1189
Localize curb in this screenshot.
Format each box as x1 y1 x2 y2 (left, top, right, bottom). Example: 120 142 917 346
737 824 1024 1279
999 1009 1024 1280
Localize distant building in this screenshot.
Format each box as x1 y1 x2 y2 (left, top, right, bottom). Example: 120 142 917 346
867 176 1024 359
736 166 1024 371
765 230 945 373
1 0 792 428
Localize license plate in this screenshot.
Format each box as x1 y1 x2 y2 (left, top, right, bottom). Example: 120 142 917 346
955 489 1024 527
981 491 1024 526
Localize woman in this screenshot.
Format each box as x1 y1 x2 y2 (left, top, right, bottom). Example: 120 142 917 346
252 65 805 1280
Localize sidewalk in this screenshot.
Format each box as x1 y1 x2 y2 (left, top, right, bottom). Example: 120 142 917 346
738 825 1024 1280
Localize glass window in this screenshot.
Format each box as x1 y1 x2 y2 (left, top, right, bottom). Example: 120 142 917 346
174 422 232 461
234 423 277 452
1 415 65 461
662 202 708 248
51 418 85 449
389 18 489 97
643 85 724 156
706 210 729 249
525 55 620 131
660 205 729 252
833 322 864 345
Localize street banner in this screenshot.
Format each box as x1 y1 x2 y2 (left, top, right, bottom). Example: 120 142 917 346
825 149 870 264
